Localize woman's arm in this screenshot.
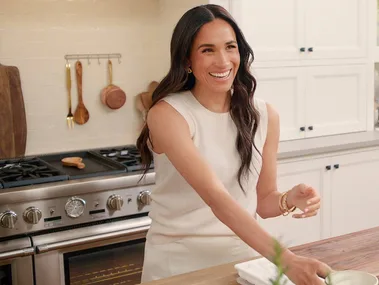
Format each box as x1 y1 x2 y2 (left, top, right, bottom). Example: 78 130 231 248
255 103 290 219
255 103 320 219
147 100 293 263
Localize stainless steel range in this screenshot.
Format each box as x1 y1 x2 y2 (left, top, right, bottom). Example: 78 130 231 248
0 145 154 285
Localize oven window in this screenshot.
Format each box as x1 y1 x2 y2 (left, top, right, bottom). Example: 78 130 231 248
64 238 145 285
0 264 12 285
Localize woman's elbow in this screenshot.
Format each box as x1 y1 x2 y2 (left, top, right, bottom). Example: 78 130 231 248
256 207 270 219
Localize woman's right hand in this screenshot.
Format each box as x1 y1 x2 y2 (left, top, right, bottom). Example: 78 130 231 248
283 254 332 285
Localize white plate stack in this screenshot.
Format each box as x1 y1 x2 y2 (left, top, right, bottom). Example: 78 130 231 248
234 257 295 285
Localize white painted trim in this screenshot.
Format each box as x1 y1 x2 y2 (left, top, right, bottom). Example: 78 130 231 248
368 0 377 63
367 62 375 131
252 58 367 69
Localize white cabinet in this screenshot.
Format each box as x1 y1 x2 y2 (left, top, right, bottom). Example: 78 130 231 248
258 148 379 246
230 0 367 64
303 0 367 62
253 67 305 141
253 65 367 141
230 0 304 63
327 150 379 237
305 65 367 138
257 158 327 247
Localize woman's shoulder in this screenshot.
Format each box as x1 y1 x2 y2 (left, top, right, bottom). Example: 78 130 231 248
253 97 278 119
160 90 192 105
252 97 280 144
252 96 267 117
151 90 196 136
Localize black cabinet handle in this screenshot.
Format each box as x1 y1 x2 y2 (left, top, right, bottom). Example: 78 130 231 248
308 126 314 131
300 47 306 52
326 165 331 170
308 47 314 52
300 126 305 131
334 164 340 169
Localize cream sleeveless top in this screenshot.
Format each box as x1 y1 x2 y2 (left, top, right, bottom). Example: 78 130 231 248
146 90 268 245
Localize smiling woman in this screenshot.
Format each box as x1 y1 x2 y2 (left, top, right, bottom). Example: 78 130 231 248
189 20 240 99
136 4 331 285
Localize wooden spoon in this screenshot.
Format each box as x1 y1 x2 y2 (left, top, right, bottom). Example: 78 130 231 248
140 91 152 110
73 61 90 124
135 92 147 121
148 81 159 94
61 157 85 169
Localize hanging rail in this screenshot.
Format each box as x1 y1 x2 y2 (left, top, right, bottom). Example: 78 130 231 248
64 53 122 64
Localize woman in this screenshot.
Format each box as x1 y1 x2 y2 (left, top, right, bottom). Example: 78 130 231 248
136 4 331 285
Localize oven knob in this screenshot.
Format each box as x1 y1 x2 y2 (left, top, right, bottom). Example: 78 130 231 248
107 194 124 211
137 190 151 207
0 211 18 229
23 207 42 224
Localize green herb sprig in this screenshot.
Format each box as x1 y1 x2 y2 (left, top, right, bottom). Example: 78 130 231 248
270 238 333 285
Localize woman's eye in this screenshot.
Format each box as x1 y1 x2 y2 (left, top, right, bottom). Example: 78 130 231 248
227 45 237 50
202 48 213 53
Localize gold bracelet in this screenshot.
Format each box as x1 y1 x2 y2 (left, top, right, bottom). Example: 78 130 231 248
279 191 296 216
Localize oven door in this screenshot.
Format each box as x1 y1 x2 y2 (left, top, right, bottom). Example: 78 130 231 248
0 237 34 285
32 216 150 285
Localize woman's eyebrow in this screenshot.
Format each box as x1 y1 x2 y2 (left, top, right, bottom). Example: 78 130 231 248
197 40 237 50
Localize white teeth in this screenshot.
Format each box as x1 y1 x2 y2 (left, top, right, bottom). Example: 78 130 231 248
210 70 231 78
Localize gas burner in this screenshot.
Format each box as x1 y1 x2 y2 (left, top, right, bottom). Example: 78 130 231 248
0 158 69 189
94 145 153 172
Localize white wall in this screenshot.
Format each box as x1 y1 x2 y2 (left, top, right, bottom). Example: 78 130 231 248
0 0 206 156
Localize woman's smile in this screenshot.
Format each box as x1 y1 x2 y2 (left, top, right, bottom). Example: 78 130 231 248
209 69 232 80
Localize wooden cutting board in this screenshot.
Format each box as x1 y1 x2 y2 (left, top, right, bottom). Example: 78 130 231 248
0 64 27 159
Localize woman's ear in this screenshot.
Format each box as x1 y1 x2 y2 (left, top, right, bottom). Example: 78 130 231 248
186 59 192 69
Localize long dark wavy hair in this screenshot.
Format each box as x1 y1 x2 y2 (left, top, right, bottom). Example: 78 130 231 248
136 4 260 193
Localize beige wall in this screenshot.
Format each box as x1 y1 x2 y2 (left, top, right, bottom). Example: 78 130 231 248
0 0 206 156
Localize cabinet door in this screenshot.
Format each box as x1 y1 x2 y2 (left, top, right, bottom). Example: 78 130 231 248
305 65 367 138
328 149 379 237
304 0 367 60
252 67 306 141
230 0 305 63
257 158 328 247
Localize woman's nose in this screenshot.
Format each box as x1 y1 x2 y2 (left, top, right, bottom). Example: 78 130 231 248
215 50 229 66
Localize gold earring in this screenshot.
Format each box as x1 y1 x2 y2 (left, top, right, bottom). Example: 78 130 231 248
188 67 192 74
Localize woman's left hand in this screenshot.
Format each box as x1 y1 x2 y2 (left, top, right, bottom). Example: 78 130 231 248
287 184 320 219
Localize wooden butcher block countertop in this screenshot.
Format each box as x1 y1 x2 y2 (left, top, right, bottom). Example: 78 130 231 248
140 226 379 285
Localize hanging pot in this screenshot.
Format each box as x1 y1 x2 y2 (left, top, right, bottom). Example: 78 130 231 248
100 60 126 110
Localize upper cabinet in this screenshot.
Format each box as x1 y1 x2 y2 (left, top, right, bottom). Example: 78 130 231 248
253 64 367 141
230 0 304 63
229 0 368 65
209 0 372 140
303 0 367 61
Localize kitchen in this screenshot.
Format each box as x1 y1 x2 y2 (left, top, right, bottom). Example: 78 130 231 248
1 0 379 285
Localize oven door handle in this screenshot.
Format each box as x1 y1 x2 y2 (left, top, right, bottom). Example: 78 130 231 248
0 247 35 260
36 225 149 253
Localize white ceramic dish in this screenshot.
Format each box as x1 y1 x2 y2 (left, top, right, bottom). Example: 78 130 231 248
235 258 378 285
234 257 324 285
325 270 378 285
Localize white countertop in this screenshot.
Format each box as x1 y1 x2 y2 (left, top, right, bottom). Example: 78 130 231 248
277 130 379 159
